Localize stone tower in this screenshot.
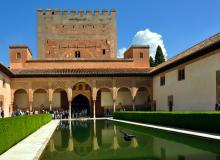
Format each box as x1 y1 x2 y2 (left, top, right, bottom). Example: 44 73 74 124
37 9 117 59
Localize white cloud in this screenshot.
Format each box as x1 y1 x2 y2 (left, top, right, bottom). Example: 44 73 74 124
117 47 126 58
117 28 167 59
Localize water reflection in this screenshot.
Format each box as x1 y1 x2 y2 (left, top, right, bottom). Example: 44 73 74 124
40 120 220 160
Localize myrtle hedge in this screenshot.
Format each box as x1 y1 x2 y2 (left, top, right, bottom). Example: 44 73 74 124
0 114 52 154
113 111 220 133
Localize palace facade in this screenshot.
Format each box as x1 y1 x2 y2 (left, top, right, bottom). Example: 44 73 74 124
0 9 220 117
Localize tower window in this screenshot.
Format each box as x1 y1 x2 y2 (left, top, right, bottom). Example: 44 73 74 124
75 51 80 58
16 52 21 59
3 79 6 88
178 68 185 81
140 52 144 58
102 49 106 55
160 75 165 86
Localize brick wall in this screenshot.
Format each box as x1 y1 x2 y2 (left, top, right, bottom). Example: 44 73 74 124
38 9 117 59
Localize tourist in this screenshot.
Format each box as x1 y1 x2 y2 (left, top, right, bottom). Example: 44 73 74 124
0 107 2 118
106 108 110 116
215 103 218 111
1 110 4 118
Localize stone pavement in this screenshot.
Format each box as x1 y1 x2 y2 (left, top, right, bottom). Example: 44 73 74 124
0 120 60 160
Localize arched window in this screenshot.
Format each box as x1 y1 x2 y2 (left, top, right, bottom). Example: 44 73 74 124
16 52 21 59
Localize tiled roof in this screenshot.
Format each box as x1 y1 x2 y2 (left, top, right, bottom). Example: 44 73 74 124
150 32 220 74
0 63 13 77
26 58 133 62
12 68 150 77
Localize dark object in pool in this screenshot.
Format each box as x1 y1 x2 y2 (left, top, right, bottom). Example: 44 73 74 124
120 130 136 141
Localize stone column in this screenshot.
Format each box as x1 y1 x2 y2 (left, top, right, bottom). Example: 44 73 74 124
48 88 53 111
69 101 72 119
132 99 135 111
28 89 33 113
113 87 117 113
29 101 33 113
67 87 72 120
131 87 138 111
10 103 13 116
92 87 97 119
49 102 52 111
113 100 116 112
93 100 96 119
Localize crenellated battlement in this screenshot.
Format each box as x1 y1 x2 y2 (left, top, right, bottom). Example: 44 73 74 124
37 8 116 17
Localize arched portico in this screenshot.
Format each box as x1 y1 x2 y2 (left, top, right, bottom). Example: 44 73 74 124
116 87 133 111
71 94 91 117
14 89 29 111
135 87 151 111
72 82 92 117
96 88 113 116
33 89 49 111
52 88 68 110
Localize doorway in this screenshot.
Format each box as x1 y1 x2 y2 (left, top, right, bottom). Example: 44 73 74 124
71 94 90 116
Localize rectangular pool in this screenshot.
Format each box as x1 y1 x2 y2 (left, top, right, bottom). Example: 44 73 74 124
40 119 220 160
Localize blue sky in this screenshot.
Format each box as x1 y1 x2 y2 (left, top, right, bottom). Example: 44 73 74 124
0 0 219 66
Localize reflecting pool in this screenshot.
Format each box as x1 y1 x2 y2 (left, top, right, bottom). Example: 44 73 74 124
40 120 220 160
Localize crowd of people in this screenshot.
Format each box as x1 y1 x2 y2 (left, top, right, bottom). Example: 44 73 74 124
11 108 50 117
10 106 89 119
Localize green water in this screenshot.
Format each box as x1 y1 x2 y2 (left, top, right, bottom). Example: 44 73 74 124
40 120 220 160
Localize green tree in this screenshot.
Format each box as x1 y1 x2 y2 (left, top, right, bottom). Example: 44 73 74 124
150 56 155 67
154 45 165 66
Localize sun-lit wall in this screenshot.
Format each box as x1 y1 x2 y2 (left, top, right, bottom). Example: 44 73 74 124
101 91 113 108
0 72 11 117
153 49 220 111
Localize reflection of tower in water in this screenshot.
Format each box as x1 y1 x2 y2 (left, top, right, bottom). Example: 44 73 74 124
71 120 92 156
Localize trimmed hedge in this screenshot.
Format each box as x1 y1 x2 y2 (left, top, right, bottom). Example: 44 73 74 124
0 114 52 154
113 111 220 133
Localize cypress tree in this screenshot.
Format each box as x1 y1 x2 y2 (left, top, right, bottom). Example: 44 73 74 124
150 56 155 67
154 45 165 66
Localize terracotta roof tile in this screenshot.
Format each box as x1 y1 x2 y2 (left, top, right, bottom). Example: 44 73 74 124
12 68 150 77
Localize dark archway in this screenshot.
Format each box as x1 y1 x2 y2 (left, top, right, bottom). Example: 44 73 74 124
71 94 90 116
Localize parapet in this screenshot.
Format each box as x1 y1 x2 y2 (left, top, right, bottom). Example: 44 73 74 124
37 8 116 17
9 45 32 56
